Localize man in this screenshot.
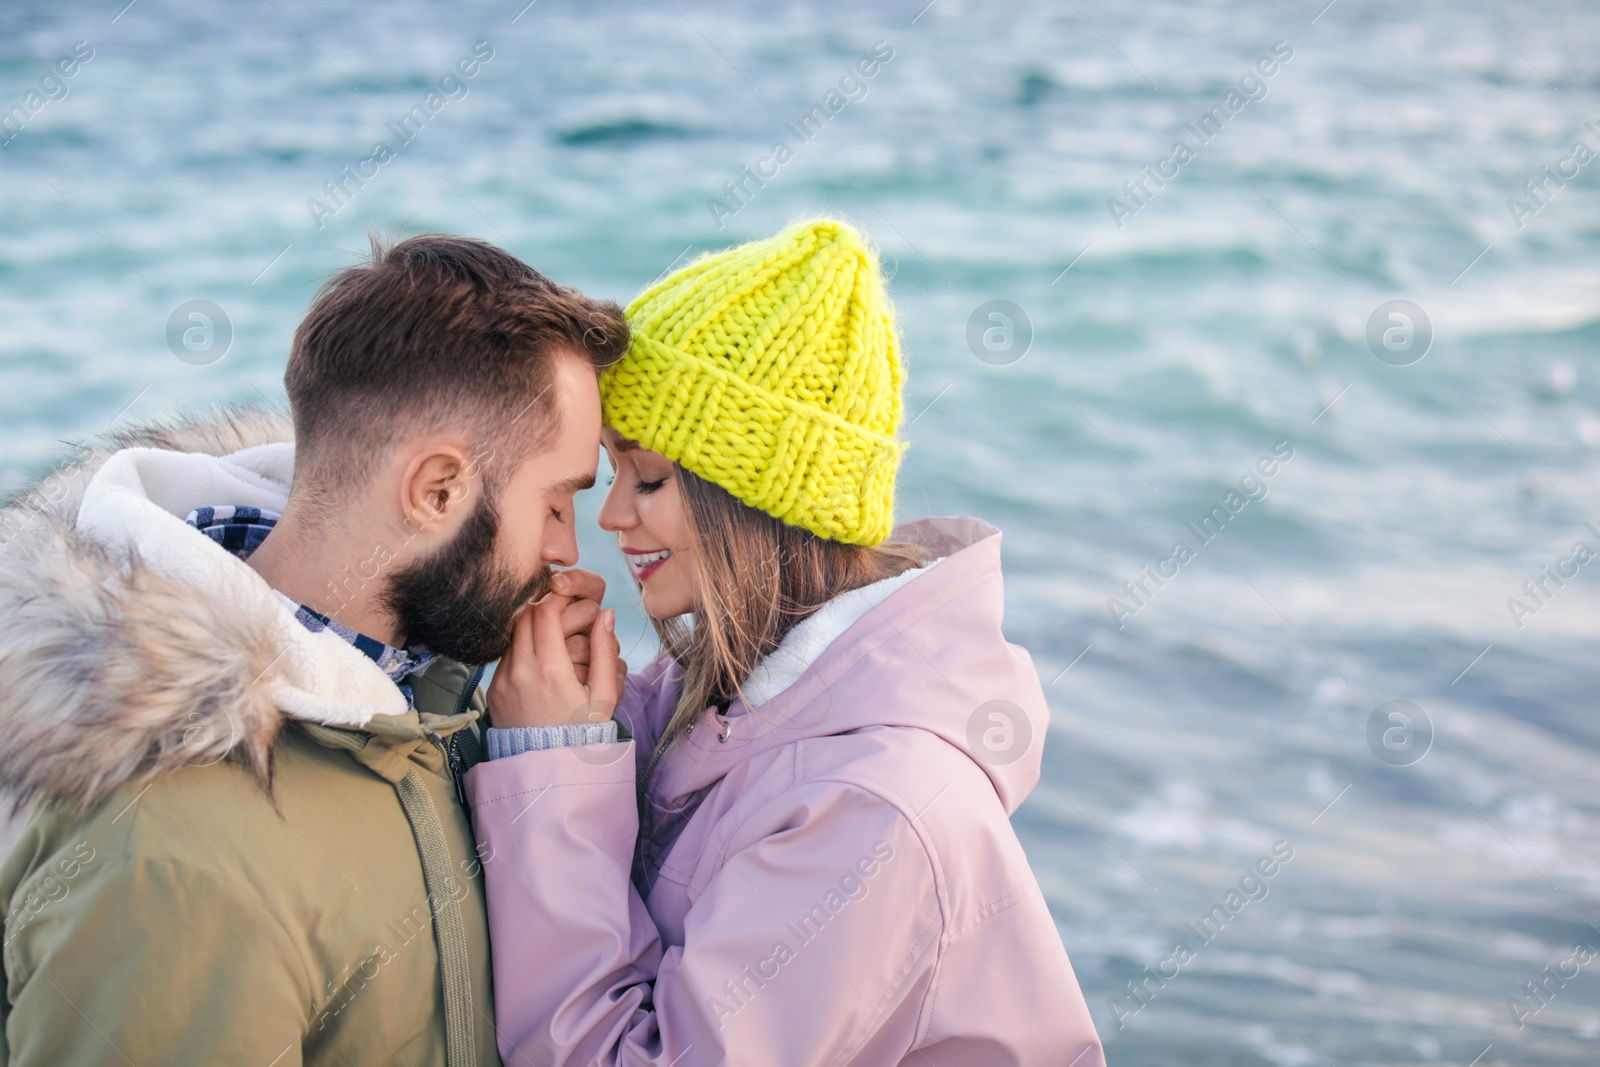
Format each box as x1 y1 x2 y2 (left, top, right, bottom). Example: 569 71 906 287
0 234 626 1064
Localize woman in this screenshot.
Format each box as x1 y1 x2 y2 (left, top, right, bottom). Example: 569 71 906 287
465 219 1104 1066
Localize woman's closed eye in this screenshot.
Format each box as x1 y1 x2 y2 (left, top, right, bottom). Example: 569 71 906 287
635 478 666 495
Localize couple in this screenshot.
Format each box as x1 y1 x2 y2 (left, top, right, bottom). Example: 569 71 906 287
0 220 1104 1066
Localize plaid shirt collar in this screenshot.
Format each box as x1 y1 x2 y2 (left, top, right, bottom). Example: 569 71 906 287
185 506 437 695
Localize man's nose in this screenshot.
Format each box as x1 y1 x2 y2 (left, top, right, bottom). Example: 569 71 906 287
545 519 580 567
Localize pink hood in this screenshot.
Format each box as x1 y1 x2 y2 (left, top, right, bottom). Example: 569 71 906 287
642 516 1049 817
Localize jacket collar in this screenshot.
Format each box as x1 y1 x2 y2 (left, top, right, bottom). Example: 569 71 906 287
737 557 938 709
0 406 476 813
653 516 1052 815
75 439 413 727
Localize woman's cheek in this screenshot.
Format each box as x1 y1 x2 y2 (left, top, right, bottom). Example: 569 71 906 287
645 556 697 618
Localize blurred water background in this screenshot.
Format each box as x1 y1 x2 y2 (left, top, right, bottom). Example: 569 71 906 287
3 0 1599 1063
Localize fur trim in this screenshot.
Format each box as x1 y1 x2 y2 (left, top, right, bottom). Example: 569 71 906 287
0 405 295 813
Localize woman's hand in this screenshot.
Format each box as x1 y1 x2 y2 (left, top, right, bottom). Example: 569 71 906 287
546 569 626 689
487 574 622 730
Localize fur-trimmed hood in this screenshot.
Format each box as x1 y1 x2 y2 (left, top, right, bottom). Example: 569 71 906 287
0 405 411 813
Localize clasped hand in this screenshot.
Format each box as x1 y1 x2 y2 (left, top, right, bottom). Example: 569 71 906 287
486 568 624 730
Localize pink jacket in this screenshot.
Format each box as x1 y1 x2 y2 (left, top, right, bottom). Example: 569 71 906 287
465 517 1104 1067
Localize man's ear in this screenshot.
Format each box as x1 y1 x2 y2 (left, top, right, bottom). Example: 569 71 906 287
398 442 477 532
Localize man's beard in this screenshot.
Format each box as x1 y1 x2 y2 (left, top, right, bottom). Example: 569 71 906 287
382 488 551 666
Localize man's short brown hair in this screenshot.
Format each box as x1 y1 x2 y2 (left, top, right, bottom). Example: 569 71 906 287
285 232 628 496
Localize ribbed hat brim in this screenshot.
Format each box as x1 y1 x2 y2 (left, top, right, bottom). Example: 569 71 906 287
602 333 906 545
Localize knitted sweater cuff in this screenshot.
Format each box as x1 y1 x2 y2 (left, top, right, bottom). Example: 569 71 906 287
486 721 619 759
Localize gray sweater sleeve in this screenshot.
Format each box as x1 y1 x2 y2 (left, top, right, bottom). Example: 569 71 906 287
485 721 619 759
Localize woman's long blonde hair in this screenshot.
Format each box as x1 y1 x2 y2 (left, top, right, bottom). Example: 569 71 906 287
647 466 929 762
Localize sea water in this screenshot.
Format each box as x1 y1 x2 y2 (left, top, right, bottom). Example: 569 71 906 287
2 0 1598 1063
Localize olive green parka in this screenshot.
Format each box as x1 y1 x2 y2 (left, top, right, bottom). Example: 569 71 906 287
0 409 503 1066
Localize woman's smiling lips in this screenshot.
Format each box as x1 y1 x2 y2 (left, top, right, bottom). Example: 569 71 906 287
622 545 672 582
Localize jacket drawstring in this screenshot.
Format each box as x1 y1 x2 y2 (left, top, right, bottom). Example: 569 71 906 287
302 724 476 1067
395 768 476 1067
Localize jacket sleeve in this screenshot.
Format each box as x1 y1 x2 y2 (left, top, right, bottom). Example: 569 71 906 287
4 853 310 1065
466 745 940 1067
481 647 675 760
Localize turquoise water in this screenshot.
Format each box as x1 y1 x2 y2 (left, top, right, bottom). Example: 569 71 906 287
4 0 1600 1062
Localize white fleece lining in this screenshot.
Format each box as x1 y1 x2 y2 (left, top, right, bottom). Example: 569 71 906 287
738 558 943 710
74 444 406 727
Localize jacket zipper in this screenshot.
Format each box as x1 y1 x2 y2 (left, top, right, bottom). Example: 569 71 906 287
438 663 487 808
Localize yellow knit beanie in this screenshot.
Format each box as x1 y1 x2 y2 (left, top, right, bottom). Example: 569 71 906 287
601 218 906 546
